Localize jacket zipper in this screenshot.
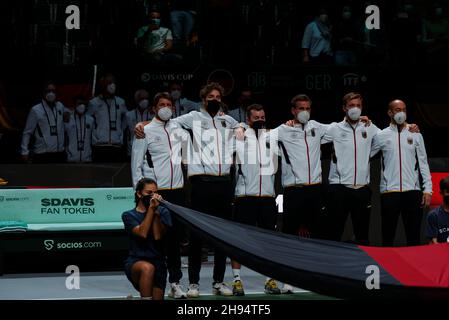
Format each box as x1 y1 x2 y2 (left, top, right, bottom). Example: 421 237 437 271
352 127 357 186
304 130 311 184
212 119 221 176
163 124 174 189
257 135 262 196
398 129 402 192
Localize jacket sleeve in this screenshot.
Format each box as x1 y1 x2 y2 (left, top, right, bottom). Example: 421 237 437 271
21 107 39 155
131 132 148 189
172 112 194 129
370 132 381 158
416 133 433 194
321 122 336 144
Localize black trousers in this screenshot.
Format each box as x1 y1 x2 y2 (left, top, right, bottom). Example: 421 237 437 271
283 185 323 238
158 188 185 284
188 175 233 284
234 196 277 231
381 191 423 246
326 185 372 245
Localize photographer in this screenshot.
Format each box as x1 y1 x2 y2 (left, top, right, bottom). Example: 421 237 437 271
122 178 172 300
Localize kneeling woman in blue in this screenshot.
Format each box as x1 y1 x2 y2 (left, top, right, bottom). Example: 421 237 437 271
122 178 172 300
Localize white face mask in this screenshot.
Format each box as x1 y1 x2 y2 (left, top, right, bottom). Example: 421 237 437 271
107 83 116 95
46 92 56 103
393 111 407 125
297 111 310 124
138 99 149 110
76 104 86 114
347 107 361 121
158 107 172 121
170 90 181 101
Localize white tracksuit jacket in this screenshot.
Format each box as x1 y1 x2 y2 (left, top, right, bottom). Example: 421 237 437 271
323 119 381 186
131 118 191 190
172 109 241 177
371 124 432 194
234 129 277 197
271 121 329 188
21 100 66 155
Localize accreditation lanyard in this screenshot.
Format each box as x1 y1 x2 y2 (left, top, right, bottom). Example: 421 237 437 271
41 102 58 136
135 109 151 122
75 114 87 151
103 97 118 131
103 97 118 144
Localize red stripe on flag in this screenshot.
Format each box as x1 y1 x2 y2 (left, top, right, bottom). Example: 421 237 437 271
360 243 449 287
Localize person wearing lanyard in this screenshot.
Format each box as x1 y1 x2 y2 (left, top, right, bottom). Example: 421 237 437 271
64 96 94 163
125 89 153 159
228 88 253 124
131 92 191 299
370 100 432 246
21 81 66 163
87 73 128 163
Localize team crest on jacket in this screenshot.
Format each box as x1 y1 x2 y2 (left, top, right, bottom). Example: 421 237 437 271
311 128 316 137
407 137 413 145
291 132 299 138
154 136 162 143
221 120 227 128
361 131 367 139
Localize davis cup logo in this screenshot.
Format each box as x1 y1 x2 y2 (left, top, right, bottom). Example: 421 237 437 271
44 239 55 251
106 195 112 201
0 196 4 202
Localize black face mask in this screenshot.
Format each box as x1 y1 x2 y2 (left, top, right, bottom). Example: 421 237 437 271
206 99 221 115
252 120 266 131
252 120 266 139
444 195 449 206
141 194 153 208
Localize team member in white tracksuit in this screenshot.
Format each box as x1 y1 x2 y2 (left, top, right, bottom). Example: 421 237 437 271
21 82 66 163
131 92 191 299
271 94 330 240
322 92 381 245
171 83 245 298
371 100 432 246
134 83 245 297
125 89 153 158
230 104 281 297
64 96 94 163
87 74 128 162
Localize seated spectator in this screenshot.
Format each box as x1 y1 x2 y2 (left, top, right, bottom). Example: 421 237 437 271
302 8 333 65
168 81 200 118
169 0 197 49
87 73 128 163
64 96 94 163
21 81 66 163
125 89 153 158
136 8 182 65
426 176 449 244
389 3 421 65
332 6 364 66
421 4 449 65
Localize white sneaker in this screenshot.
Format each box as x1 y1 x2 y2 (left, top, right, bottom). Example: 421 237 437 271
168 282 187 299
212 282 233 296
281 284 294 294
187 283 200 298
